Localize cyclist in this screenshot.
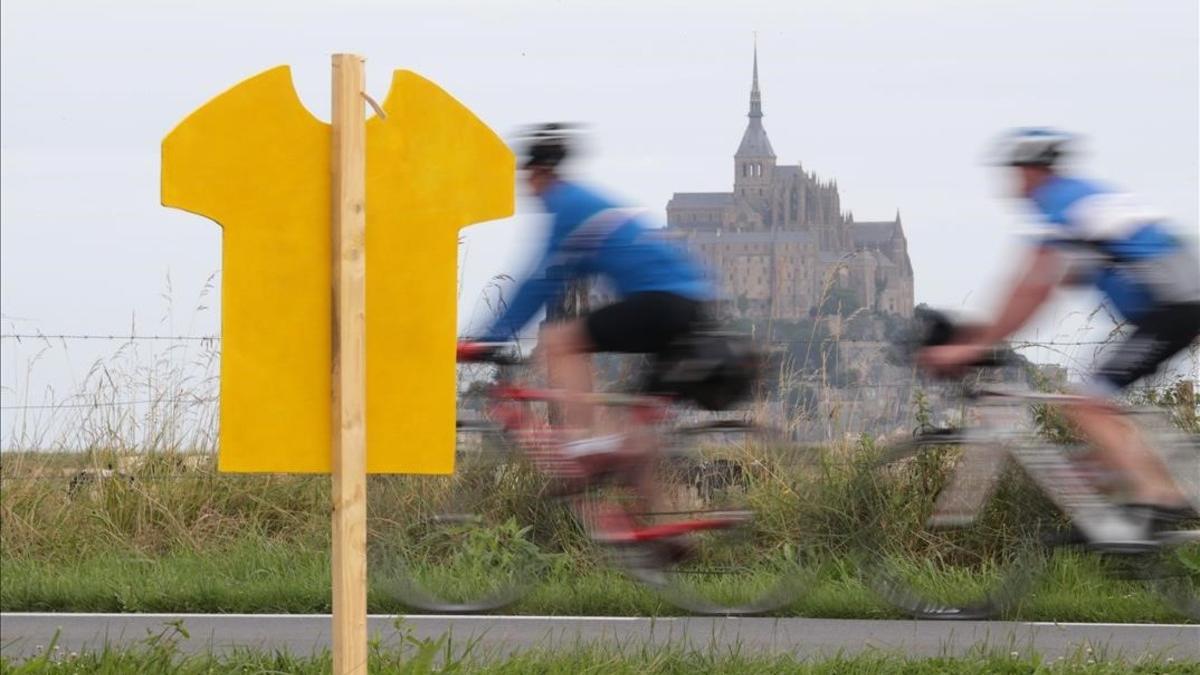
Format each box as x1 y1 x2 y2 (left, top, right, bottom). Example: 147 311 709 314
922 128 1200 533
468 124 716 488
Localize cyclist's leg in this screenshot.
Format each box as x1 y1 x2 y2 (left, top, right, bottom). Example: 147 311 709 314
555 292 706 507
623 420 661 516
1064 303 1200 508
540 319 595 431
604 294 707 513
1064 398 1185 506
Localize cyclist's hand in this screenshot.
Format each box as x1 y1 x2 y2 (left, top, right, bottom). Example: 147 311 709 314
457 341 496 363
918 342 988 375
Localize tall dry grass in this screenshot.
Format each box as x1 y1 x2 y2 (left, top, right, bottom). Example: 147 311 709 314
2 278 1195 570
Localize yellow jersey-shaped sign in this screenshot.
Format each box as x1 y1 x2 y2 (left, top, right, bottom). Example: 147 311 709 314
162 66 514 473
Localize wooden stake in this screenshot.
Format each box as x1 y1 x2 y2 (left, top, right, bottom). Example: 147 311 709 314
330 52 368 675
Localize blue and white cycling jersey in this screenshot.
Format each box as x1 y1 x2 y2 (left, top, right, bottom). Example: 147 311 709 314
1027 175 1200 323
481 180 714 342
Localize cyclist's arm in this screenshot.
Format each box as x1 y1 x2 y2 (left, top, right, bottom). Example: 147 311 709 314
975 244 1065 345
479 270 566 342
921 245 1064 373
479 220 578 342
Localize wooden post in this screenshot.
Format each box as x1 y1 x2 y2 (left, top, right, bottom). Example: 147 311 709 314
330 52 368 675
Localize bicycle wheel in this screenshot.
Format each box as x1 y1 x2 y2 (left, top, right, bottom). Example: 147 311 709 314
1146 529 1200 620
369 421 548 612
856 431 1050 619
1122 415 1200 619
623 420 805 615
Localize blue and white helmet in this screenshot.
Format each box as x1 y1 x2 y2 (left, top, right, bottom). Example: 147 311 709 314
992 127 1074 167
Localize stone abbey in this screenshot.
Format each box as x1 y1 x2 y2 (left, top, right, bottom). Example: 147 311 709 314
666 47 915 321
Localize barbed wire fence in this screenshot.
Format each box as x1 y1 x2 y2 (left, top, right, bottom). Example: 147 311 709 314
1 330 1195 465
0 332 1132 346
1 334 219 343
1 329 221 455
1 331 1192 409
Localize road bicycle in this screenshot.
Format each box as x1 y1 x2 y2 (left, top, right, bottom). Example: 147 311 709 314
370 342 801 615
856 316 1200 620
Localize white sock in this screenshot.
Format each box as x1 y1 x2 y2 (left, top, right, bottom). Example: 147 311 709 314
562 434 624 458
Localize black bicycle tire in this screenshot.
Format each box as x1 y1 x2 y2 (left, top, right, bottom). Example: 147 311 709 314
858 432 1049 620
1147 531 1200 621
375 421 545 613
624 421 805 616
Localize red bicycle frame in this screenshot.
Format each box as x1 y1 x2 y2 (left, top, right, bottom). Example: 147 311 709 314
459 345 748 544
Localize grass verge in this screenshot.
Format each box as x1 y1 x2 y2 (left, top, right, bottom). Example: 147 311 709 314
2 447 1196 622
0 534 1189 622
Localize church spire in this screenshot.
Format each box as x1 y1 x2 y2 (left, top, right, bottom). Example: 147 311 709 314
736 36 774 159
749 35 763 119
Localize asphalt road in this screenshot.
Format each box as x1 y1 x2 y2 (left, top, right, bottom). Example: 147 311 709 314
2 613 1197 662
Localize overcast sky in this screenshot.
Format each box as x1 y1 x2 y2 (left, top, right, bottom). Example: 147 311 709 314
2 0 1197 430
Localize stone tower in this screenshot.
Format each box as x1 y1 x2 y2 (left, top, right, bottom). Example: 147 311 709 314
666 43 916 320
734 42 775 201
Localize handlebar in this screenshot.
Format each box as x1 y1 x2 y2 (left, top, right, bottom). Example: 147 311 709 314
456 342 524 366
909 308 1013 375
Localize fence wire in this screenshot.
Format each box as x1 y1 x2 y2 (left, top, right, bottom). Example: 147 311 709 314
0 330 1191 414
0 333 1128 347
2 397 216 411
1 333 218 343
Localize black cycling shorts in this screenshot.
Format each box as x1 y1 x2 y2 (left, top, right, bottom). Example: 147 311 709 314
584 292 707 356
1089 302 1200 394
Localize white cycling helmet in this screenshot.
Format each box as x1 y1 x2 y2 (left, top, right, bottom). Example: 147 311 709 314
992 127 1073 167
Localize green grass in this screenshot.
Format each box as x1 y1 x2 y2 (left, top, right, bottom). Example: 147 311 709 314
3 622 1197 674
0 534 1188 622
1 448 1196 622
